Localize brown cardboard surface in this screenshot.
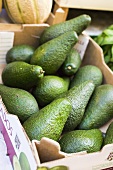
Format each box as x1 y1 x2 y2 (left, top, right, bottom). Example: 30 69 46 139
0 23 49 47
0 64 5 84
40 142 113 170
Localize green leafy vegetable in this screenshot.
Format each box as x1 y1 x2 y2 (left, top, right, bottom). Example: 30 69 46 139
93 24 113 71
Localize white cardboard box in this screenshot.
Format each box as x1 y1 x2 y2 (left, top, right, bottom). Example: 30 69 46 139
1 23 113 169
0 97 38 170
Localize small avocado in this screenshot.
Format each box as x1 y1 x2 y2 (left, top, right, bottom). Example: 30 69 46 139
32 75 70 107
50 166 69 170
0 84 39 122
79 84 113 129
23 98 72 141
60 48 81 76
37 167 49 170
6 44 35 64
103 121 113 146
2 61 44 90
59 129 103 153
70 65 103 89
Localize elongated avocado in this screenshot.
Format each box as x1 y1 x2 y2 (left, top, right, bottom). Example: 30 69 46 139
103 121 113 146
61 48 81 76
23 98 72 141
79 84 113 129
30 31 78 75
57 81 95 132
39 14 91 44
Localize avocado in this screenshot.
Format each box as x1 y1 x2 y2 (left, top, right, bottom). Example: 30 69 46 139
32 75 70 107
70 65 103 89
103 121 113 146
39 14 91 44
23 98 72 141
13 155 22 170
50 166 69 170
0 84 39 122
6 44 35 64
60 48 81 76
30 31 78 75
37 167 49 170
58 129 103 153
19 152 31 170
2 61 44 90
78 84 113 130
57 81 95 132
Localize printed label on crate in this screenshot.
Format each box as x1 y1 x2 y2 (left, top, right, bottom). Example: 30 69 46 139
0 32 14 64
74 34 89 60
92 161 113 170
0 98 37 170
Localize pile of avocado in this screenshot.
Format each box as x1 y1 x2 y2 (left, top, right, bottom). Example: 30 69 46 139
1 14 113 157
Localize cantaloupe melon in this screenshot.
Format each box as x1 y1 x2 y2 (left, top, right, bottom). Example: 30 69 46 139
0 0 2 12
3 0 53 24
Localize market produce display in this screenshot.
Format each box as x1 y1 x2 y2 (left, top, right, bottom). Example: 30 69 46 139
1 9 113 169
3 0 53 24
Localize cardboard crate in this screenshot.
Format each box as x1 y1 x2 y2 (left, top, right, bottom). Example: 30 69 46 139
48 0 113 25
54 0 113 11
31 36 113 169
1 23 113 169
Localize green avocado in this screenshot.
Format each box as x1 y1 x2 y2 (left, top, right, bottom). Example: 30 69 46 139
60 48 81 76
23 98 72 141
59 129 103 153
57 81 95 132
50 166 69 170
103 121 113 146
39 14 91 44
32 75 70 107
79 84 113 129
6 44 35 64
30 31 78 75
2 61 44 90
0 84 39 123
70 65 103 89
